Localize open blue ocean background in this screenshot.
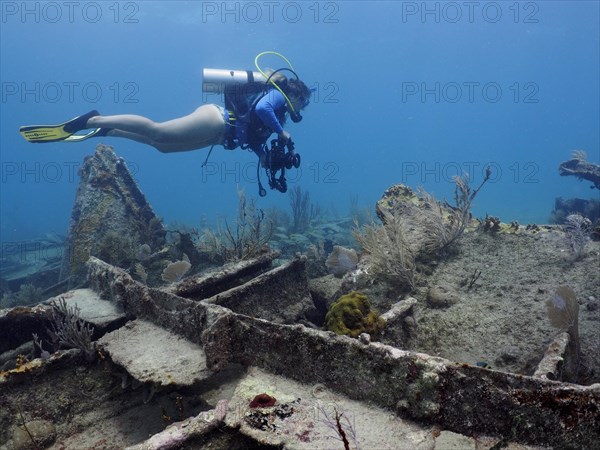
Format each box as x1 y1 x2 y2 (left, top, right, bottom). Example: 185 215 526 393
1 1 598 244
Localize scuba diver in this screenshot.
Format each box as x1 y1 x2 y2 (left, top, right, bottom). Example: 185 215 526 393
19 52 311 195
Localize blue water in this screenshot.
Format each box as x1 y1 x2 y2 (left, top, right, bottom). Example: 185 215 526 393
1 1 598 243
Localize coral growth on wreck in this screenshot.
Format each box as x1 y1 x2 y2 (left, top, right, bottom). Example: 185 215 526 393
353 172 491 290
0 283 44 308
162 258 192 283
324 291 385 338
353 208 417 289
289 185 322 234
48 297 96 361
415 168 491 255
563 214 592 261
197 188 273 263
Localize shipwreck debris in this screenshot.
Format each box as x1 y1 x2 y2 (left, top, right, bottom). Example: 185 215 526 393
559 151 600 190
59 144 166 287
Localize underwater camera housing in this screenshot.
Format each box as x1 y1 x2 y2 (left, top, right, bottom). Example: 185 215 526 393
260 138 301 196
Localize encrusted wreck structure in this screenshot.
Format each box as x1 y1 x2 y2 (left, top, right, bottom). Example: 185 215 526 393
59 144 166 287
559 151 600 190
2 253 598 449
1 145 598 449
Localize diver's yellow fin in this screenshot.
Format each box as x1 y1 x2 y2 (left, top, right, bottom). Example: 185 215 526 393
19 110 100 143
19 124 75 143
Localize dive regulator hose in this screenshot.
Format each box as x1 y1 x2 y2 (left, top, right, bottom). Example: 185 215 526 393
254 51 300 117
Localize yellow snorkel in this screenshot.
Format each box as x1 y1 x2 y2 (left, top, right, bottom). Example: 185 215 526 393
254 51 302 119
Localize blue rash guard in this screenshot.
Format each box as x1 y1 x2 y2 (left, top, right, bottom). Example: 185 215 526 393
254 89 286 135
233 88 287 152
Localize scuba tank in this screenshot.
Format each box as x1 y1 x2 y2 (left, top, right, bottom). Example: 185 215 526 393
203 52 304 122
202 69 267 94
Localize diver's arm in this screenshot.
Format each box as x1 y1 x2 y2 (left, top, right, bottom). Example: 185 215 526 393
255 90 286 135
278 130 291 142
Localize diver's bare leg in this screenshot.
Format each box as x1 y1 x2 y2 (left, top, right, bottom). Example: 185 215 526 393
106 129 221 153
88 105 225 153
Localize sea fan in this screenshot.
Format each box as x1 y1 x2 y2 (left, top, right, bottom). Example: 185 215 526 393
546 286 579 334
545 286 581 381
161 260 191 283
137 244 152 261
325 246 358 278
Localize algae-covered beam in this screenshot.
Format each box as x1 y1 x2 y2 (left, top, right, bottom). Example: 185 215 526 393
202 312 600 449
86 257 221 345
202 255 315 324
171 251 279 300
